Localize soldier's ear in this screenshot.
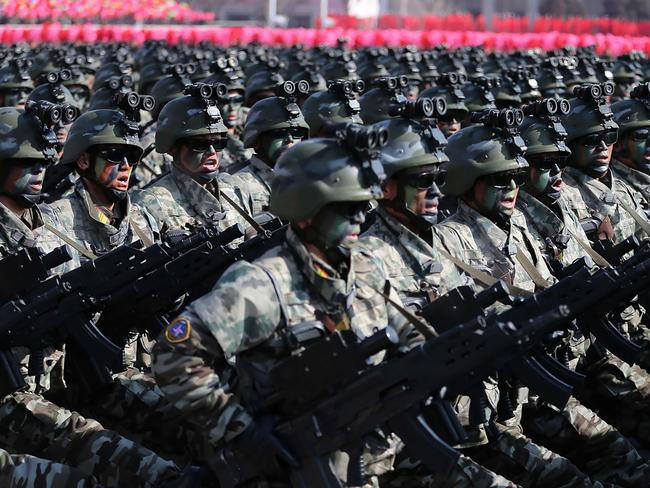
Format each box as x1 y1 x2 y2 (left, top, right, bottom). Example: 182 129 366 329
383 178 398 200
76 152 90 172
295 220 312 229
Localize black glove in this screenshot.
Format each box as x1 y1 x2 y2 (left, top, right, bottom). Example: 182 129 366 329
232 416 300 479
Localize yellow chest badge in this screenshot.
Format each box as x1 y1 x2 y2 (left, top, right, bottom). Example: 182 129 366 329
165 317 192 343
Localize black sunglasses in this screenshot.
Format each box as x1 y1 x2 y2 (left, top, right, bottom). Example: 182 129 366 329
483 170 527 189
93 146 141 165
329 201 370 218
404 171 443 190
581 130 618 148
180 137 228 152
632 128 650 142
526 154 569 171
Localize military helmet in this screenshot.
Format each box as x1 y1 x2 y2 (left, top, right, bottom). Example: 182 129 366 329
156 95 228 154
373 118 449 178
244 71 284 107
150 75 187 118
520 116 572 156
61 109 143 165
0 60 34 91
139 62 169 95
461 80 498 113
243 96 310 148
302 88 363 137
28 82 77 107
561 84 619 142
612 98 650 134
290 69 327 94
92 63 134 92
270 138 383 221
420 85 469 117
443 122 529 196
0 107 58 162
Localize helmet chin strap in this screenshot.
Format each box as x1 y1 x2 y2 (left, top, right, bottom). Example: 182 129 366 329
80 166 128 203
172 155 218 184
386 183 433 235
294 224 350 268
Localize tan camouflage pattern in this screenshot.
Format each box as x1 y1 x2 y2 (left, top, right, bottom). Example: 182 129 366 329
46 179 159 268
464 428 597 488
562 166 650 243
0 447 99 488
134 122 172 188
152 226 421 481
0 391 181 487
359 207 473 303
522 396 650 487
131 166 253 239
516 191 591 268
219 132 253 172
432 201 555 293
229 154 274 215
611 159 650 206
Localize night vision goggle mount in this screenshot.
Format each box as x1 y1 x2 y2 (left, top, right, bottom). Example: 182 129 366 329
322 121 388 199
435 72 468 101
471 108 528 157
9 58 32 82
573 82 616 119
630 82 650 110
36 69 73 102
389 96 447 120
272 80 309 122
166 63 198 87
372 76 409 106
469 76 499 102
113 91 155 132
523 97 571 151
183 82 228 132
25 99 80 160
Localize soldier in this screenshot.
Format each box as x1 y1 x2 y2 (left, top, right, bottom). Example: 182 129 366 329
0 58 34 108
433 110 594 487
516 100 650 487
611 83 650 204
0 448 98 487
359 118 519 488
46 108 158 268
302 78 365 138
0 106 188 488
230 82 310 215
152 135 423 486
132 84 255 237
560 82 650 244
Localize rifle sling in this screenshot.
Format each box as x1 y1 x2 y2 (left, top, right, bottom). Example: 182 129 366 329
514 247 552 289
567 231 612 268
219 190 266 236
615 195 650 237
43 223 97 260
437 247 532 297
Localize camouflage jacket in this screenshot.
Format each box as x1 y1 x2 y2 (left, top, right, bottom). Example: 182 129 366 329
516 191 590 268
219 132 253 173
0 202 68 394
359 206 472 307
134 121 172 188
562 166 650 244
611 159 650 211
46 179 159 269
432 200 554 294
229 154 273 215
131 166 253 239
152 227 420 478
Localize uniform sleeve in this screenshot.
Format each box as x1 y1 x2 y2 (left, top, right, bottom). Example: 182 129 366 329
152 260 283 445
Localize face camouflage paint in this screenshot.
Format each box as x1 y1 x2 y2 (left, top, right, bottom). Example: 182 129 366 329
0 161 46 196
309 201 367 250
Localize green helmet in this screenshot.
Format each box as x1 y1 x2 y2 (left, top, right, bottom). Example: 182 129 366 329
357 62 390 84
243 96 309 148
270 138 383 221
443 123 529 196
61 109 143 165
612 98 650 134
537 68 567 97
244 71 284 107
302 89 363 137
461 80 497 113
520 116 571 157
27 82 77 107
150 75 187 118
560 85 619 142
0 107 58 162
321 60 360 82
92 63 134 92
139 62 169 95
290 69 327 95
420 84 469 117
612 60 640 83
0 60 34 91
155 95 228 154
373 118 449 178
492 80 522 109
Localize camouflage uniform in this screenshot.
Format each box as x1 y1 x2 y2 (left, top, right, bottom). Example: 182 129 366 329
135 122 172 187
219 132 253 173
360 207 524 488
0 447 98 487
433 201 594 488
562 166 650 244
516 191 650 487
132 165 253 239
152 227 422 485
229 154 274 215
611 158 650 210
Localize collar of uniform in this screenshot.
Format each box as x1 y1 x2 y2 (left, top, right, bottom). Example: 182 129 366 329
284 226 352 303
456 200 520 257
516 191 565 238
611 159 650 194
248 154 275 183
376 207 442 277
75 179 128 226
170 165 226 222
0 200 40 248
